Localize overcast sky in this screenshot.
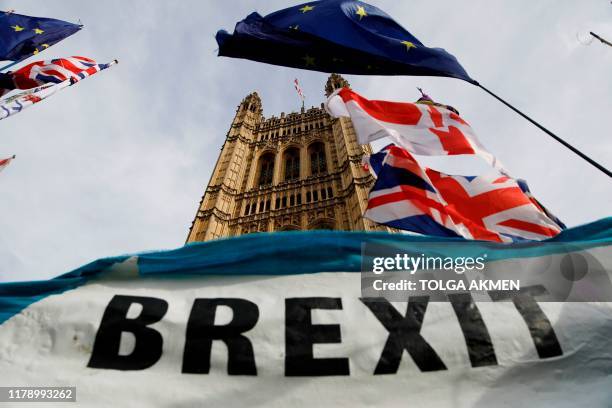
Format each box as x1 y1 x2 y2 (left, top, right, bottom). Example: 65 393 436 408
0 0 610 282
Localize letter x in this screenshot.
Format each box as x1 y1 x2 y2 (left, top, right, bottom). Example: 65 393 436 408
361 297 447 373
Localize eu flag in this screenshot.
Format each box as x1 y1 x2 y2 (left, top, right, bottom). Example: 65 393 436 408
0 11 81 63
216 0 475 84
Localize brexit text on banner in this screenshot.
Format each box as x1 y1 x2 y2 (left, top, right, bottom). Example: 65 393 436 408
0 222 611 407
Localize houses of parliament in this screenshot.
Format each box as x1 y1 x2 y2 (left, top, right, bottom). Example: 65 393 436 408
186 74 390 243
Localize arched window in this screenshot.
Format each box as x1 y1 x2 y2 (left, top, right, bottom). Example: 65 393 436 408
280 225 300 231
284 148 300 181
310 219 335 231
309 142 327 176
258 153 275 186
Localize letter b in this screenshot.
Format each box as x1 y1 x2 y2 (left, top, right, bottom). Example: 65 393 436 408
88 295 168 370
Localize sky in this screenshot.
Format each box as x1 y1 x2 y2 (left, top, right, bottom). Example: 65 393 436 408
0 0 610 282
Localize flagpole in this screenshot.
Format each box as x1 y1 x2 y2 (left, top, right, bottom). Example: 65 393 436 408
475 82 612 178
0 61 19 72
590 32 612 48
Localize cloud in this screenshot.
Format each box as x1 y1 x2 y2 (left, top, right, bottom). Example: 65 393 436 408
0 0 610 282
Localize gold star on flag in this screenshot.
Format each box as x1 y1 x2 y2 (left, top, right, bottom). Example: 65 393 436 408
33 28 44 34
356 6 367 20
33 48 39 55
302 54 315 67
401 40 417 51
11 25 24 32
299 5 315 13
41 44 50 48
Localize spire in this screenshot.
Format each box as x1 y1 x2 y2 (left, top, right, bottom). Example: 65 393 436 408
324 73 350 97
239 91 262 114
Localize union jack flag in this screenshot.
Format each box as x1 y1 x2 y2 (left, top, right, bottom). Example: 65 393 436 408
365 145 564 242
294 78 305 101
1 56 114 96
0 60 117 121
327 87 506 173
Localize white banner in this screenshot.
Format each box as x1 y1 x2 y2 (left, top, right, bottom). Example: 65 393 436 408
1 245 611 407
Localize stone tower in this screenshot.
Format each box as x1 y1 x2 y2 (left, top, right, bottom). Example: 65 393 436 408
186 74 388 242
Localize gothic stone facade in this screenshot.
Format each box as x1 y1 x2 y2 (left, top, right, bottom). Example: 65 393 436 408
186 74 388 243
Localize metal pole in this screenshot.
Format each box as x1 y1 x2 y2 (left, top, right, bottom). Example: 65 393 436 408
0 60 19 72
475 82 611 178
590 32 612 48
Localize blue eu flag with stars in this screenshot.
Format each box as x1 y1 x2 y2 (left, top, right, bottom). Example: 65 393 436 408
0 11 81 63
216 0 475 84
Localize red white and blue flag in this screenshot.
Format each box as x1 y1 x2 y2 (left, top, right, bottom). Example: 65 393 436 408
0 155 15 173
365 145 563 242
294 78 305 102
326 88 506 172
0 56 114 96
0 59 117 121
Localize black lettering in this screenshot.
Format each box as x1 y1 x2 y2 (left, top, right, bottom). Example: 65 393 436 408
285 297 349 376
489 285 563 358
448 293 497 367
361 297 447 373
182 298 258 375
88 295 167 370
